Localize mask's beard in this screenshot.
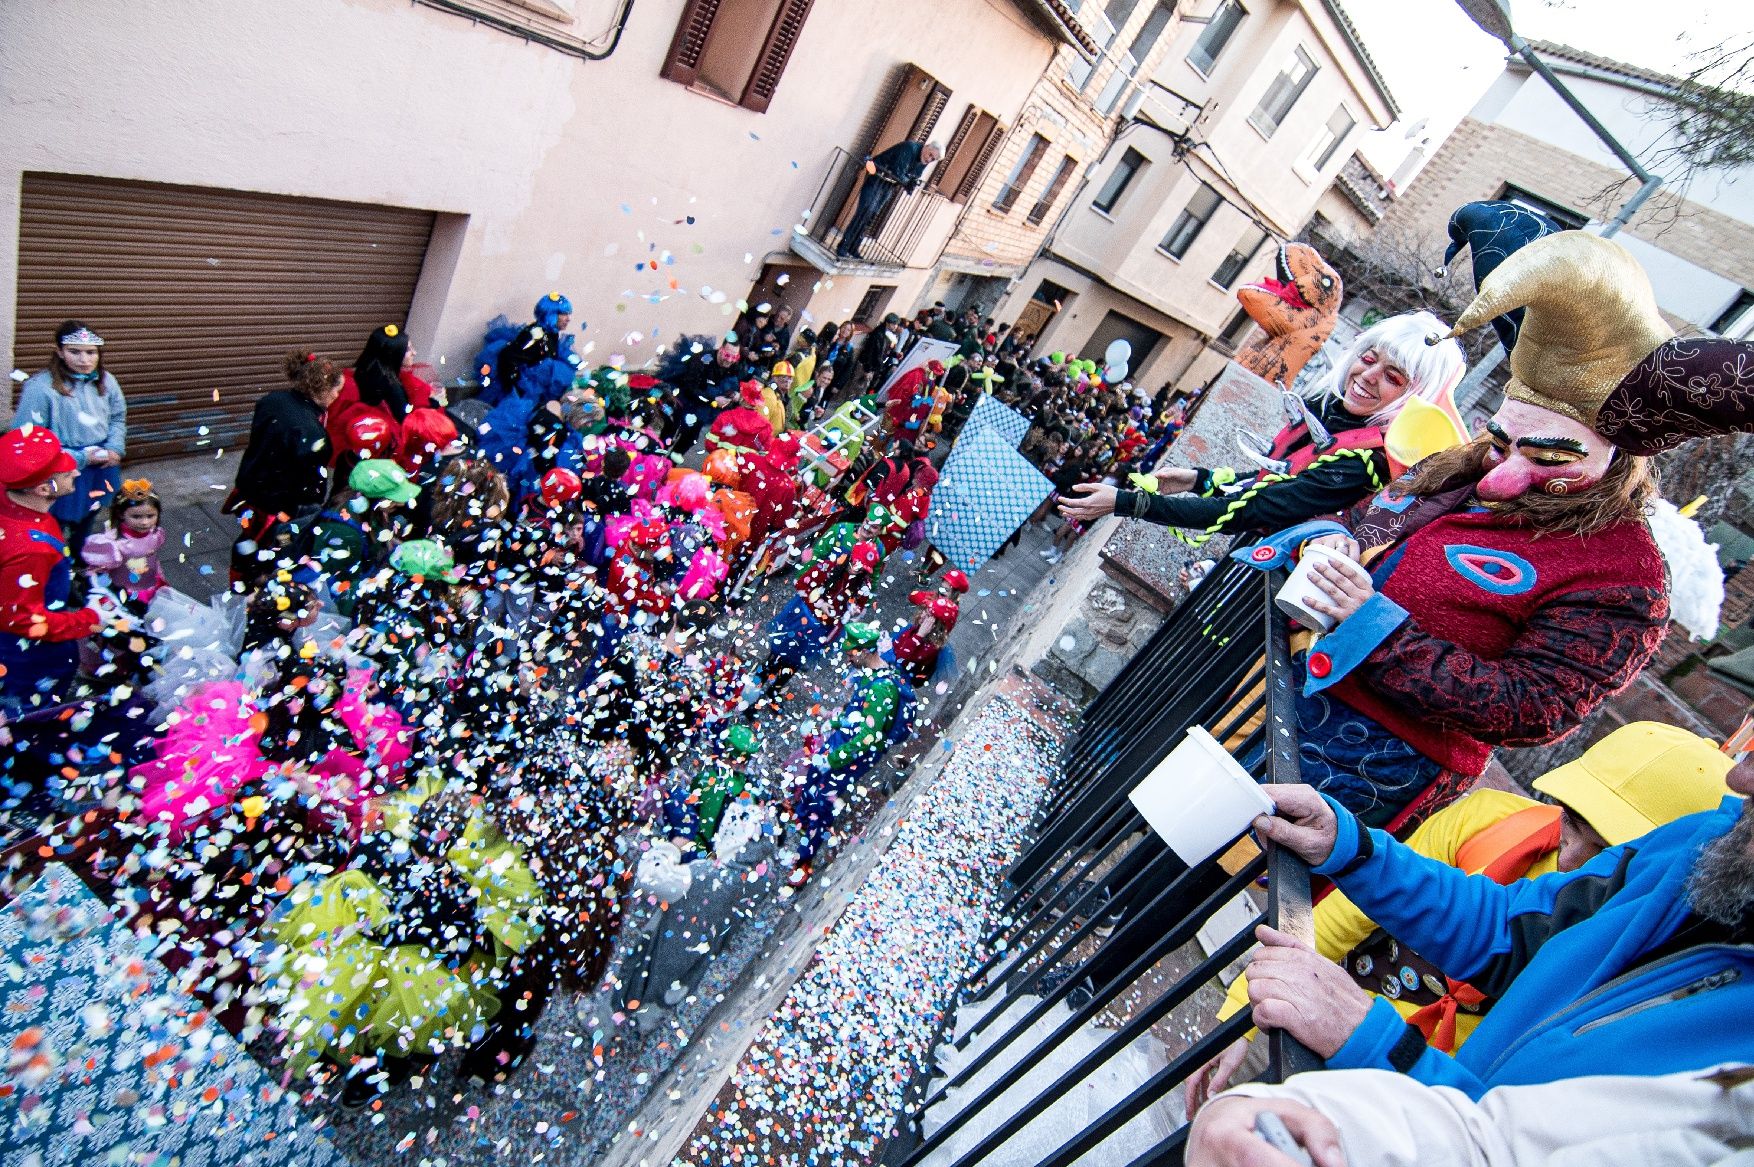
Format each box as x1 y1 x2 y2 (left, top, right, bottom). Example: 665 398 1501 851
1685 805 1754 928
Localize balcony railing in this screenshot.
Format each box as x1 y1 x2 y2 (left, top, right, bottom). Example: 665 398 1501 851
797 146 950 270
885 554 1319 1167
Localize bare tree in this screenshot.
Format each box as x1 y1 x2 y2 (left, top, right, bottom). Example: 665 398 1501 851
1649 36 1754 180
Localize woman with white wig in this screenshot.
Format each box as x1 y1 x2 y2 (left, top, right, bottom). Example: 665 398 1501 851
1059 311 1467 542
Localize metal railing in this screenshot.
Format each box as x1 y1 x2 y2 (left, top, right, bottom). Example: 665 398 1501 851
800 146 949 269
888 555 1319 1167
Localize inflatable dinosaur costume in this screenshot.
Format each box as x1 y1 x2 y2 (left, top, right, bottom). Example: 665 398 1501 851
1235 242 1342 389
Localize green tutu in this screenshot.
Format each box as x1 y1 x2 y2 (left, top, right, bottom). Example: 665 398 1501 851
261 785 545 1075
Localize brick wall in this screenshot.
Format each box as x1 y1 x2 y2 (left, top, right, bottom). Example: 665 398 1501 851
1376 117 1754 297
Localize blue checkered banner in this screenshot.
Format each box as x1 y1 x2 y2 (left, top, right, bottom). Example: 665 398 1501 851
962 393 1031 447
926 424 1054 572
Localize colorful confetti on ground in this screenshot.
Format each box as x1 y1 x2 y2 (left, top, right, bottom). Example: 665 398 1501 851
676 691 1061 1167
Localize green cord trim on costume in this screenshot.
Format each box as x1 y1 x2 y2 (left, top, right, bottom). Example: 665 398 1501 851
1200 467 1238 498
1172 449 1384 549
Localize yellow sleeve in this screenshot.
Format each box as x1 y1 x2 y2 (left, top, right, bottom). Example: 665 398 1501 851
1217 791 1541 1023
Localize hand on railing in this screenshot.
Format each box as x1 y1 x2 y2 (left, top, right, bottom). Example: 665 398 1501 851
1244 924 1374 1059
1250 784 1337 868
1185 1036 1251 1117
1184 1095 1347 1167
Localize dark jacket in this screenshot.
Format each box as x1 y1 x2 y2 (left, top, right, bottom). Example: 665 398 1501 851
235 389 331 516
870 140 931 193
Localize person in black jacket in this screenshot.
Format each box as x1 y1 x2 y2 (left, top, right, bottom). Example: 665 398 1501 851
667 340 749 455
836 140 942 260
228 351 342 582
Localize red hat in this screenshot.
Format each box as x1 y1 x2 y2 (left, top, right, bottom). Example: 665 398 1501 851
540 467 583 508
928 595 960 627
940 569 970 594
400 407 460 468
768 431 803 472
850 540 881 573
927 359 946 375
739 380 765 407
344 413 397 458
629 518 671 549
627 373 662 391
0 425 76 490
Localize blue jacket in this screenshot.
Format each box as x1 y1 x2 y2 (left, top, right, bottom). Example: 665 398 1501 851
1314 794 1754 1097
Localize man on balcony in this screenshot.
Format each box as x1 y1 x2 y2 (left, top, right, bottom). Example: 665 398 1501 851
836 140 941 260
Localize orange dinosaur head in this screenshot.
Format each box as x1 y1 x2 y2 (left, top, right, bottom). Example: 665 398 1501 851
1234 243 1343 389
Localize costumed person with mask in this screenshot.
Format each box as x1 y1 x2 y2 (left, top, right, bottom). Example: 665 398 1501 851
1186 721 1736 1114
15 321 128 550
787 623 916 884
1254 222 1754 828
1057 312 1468 545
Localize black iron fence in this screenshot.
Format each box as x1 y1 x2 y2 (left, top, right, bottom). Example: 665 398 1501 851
889 555 1319 1166
800 147 949 269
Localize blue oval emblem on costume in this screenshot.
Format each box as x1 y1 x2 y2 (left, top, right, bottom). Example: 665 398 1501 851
1444 544 1537 595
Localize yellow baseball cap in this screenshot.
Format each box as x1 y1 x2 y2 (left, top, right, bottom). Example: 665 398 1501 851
1533 721 1734 846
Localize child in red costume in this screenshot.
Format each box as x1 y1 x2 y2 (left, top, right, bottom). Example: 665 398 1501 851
705 382 775 458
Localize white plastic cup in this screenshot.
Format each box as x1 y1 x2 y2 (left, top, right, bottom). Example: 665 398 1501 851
1128 725 1277 866
1276 544 1370 632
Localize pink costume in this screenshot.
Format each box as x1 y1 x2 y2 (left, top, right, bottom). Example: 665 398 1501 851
82 525 168 604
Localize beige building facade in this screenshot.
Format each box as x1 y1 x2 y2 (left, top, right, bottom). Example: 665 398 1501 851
1374 42 1754 340
995 0 1397 394
3 0 1079 456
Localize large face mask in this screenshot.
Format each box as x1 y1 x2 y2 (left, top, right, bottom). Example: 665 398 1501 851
1477 398 1615 502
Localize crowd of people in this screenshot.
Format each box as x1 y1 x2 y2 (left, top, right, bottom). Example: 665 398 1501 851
0 292 1177 1111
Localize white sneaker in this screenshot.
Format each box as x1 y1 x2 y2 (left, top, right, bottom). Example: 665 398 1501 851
1044 547 1064 564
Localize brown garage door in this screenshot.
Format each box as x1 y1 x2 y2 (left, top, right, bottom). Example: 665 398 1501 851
14 173 435 461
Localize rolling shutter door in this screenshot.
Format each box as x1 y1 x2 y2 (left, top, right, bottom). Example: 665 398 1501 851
14 173 435 461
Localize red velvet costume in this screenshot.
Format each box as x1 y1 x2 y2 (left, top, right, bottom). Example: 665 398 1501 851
324 368 438 465
1305 486 1668 778
0 495 100 644
705 405 773 458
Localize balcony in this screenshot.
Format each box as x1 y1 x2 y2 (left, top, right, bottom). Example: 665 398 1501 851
791 146 953 275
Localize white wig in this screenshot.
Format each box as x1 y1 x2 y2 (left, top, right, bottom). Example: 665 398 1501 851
1318 310 1467 426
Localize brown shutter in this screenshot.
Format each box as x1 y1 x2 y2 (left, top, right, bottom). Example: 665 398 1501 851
14 173 433 461
955 119 1008 203
740 0 814 113
910 80 953 142
834 64 947 232
660 0 725 87
931 106 981 194
1027 155 1079 225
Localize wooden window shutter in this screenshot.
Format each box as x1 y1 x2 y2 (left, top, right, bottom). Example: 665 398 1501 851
931 106 981 194
954 118 1007 203
910 80 953 142
741 0 816 114
660 0 724 87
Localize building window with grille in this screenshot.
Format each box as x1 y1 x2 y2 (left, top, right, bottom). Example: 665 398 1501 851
660 0 816 114
1211 224 1268 289
853 284 897 325
1026 155 1079 226
1307 105 1355 170
993 134 1051 215
1187 0 1245 75
1248 46 1317 138
1092 147 1147 215
1159 183 1221 259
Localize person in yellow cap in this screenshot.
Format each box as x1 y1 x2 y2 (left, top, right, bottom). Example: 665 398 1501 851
757 363 790 434
1186 721 1734 1115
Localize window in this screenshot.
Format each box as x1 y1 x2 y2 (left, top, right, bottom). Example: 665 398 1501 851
1095 2 1175 114
1248 46 1317 138
1307 105 1355 170
1026 155 1079 226
1068 0 1142 89
853 284 896 325
1713 290 1754 339
1092 147 1147 214
1212 224 1268 288
1159 183 1221 258
994 134 1051 214
1216 307 1255 349
1497 183 1589 231
934 106 1005 203
1187 0 1245 75
660 0 816 114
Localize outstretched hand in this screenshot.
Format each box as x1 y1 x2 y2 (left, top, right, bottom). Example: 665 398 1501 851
1057 481 1117 521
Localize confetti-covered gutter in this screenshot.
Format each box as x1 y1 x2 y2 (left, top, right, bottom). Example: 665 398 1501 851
676 680 1068 1167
